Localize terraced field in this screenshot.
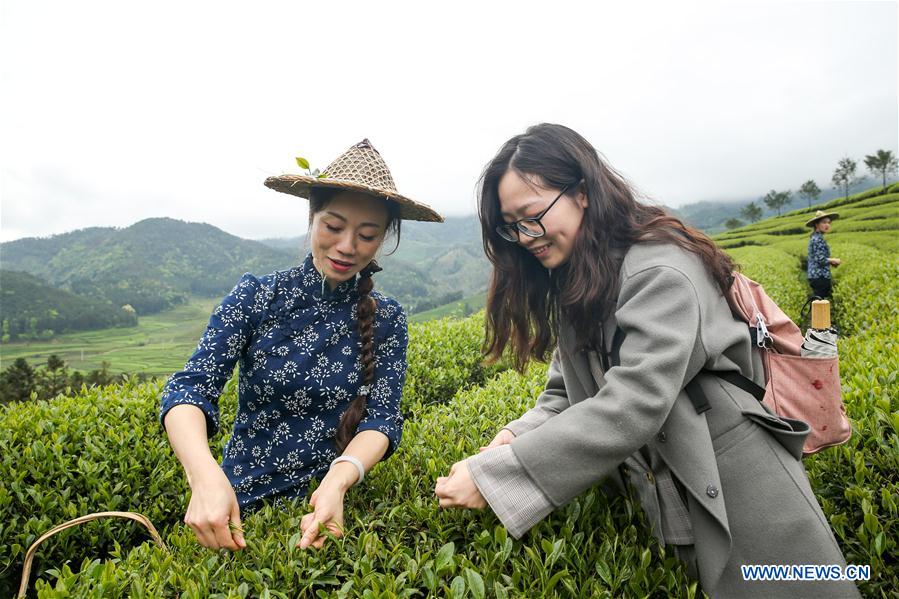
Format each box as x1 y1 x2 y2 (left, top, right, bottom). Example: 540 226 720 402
0 297 219 376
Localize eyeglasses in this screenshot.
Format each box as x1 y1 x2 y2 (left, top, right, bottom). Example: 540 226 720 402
495 184 572 243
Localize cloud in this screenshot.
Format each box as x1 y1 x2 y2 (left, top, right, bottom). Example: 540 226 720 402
1 0 896 242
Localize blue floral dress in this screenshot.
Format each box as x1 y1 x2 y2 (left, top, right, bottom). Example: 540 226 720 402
159 253 407 510
807 231 831 280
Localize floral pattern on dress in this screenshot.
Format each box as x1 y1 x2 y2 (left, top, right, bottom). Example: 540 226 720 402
807 231 831 279
159 253 407 509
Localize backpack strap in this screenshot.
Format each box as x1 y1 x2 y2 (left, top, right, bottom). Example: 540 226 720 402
609 326 625 370
684 377 712 414
715 370 766 402
608 325 765 414
608 326 709 414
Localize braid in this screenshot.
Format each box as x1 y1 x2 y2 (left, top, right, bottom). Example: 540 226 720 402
335 260 381 452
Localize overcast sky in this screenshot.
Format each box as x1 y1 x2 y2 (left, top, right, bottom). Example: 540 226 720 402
1 0 896 243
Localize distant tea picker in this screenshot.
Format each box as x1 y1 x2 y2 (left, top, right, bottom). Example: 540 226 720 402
806 209 842 299
159 139 441 551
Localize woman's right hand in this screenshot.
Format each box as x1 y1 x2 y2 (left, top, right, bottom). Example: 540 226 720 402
184 466 246 551
480 428 516 452
829 257 842 266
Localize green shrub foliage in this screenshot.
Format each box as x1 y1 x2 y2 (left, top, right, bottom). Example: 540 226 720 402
23 369 701 598
403 315 509 417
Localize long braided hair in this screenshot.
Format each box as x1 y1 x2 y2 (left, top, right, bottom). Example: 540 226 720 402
335 260 382 452
307 188 401 452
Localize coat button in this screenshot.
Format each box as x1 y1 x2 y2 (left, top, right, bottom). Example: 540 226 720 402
646 472 655 484
622 466 630 476
657 431 667 443
706 484 719 498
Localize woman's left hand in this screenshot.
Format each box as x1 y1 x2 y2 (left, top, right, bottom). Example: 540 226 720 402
435 459 487 509
298 485 345 549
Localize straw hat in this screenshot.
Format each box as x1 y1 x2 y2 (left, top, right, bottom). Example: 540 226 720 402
264 139 443 222
805 210 839 228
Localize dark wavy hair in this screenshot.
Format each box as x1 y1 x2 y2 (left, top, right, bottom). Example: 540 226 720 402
308 188 401 452
477 123 736 372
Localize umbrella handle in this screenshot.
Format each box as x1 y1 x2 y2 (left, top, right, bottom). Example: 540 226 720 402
18 511 168 598
810 300 831 330
799 295 820 329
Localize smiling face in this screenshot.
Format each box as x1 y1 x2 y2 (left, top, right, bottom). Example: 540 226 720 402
497 170 587 269
309 191 390 288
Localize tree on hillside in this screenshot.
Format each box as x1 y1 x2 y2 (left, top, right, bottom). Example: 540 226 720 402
0 358 36 403
863 149 898 190
797 180 821 209
762 189 793 217
740 201 763 223
832 157 862 201
724 218 744 230
39 354 69 399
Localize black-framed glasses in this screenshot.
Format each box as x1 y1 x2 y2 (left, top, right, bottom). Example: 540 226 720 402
495 184 572 243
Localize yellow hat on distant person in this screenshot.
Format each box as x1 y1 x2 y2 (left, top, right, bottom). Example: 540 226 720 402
805 210 839 228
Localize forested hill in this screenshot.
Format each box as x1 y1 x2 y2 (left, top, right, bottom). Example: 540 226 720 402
0 218 297 315
0 270 138 341
0 216 490 318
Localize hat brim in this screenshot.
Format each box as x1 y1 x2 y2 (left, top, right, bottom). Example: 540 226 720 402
265 175 444 223
805 212 839 227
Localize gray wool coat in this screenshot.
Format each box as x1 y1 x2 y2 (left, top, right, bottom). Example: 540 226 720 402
467 240 860 598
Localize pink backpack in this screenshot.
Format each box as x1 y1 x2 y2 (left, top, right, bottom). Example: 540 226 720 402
723 272 851 455
608 272 852 456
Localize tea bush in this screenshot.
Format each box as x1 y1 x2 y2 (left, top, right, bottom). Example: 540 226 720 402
404 314 509 417
32 368 701 599
0 313 501 598
0 378 212 598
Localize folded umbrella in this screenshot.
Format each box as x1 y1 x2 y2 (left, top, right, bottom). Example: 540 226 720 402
801 300 838 357
801 328 838 357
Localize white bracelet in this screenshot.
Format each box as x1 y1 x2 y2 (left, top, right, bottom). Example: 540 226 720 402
330 455 365 486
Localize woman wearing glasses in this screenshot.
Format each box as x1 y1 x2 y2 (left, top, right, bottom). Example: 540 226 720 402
435 124 857 597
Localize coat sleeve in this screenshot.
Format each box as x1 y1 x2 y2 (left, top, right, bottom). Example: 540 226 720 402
467 264 709 537
158 273 266 437
502 347 571 437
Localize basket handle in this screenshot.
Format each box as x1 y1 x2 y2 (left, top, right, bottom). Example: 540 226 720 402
18 511 168 598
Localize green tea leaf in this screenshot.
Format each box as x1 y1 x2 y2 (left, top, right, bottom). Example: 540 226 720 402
435 541 455 574
464 568 484 599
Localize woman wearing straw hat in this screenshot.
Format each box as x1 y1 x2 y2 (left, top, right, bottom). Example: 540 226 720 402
806 210 841 299
435 124 858 597
160 139 442 551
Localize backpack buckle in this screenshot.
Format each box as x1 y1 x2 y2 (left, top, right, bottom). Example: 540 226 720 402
754 312 773 349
